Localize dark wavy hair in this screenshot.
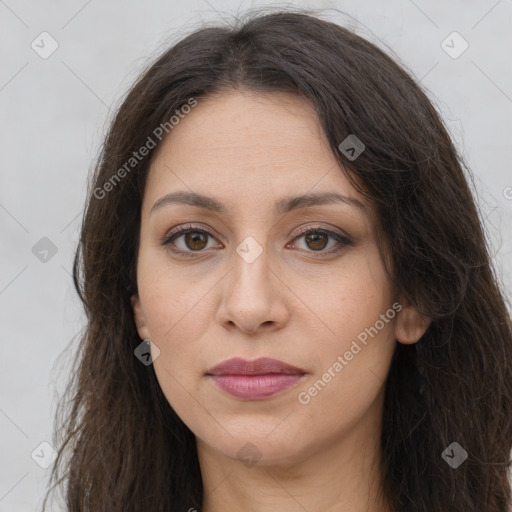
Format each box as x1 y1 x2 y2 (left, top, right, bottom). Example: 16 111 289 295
41 8 512 512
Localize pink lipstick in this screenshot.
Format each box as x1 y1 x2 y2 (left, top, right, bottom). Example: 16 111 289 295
206 357 306 400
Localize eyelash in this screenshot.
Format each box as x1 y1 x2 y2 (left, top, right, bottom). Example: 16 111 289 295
161 223 354 258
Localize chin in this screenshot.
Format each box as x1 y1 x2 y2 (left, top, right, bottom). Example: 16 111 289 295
202 426 313 468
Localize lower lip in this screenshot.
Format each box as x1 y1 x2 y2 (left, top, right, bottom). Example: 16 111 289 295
210 374 304 400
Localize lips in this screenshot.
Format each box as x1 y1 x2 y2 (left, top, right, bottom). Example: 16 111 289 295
206 357 307 400
206 357 306 376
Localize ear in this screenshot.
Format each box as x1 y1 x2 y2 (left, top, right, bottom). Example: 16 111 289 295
394 299 432 344
131 294 151 340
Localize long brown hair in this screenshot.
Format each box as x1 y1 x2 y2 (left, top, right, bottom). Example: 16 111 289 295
41 8 512 511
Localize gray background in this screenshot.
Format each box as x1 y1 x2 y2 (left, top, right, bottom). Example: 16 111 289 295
1 0 511 510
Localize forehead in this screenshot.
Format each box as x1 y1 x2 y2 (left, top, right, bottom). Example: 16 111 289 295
144 89 369 219
151 90 327 171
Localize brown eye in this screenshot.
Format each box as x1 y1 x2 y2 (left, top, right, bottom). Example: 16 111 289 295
182 231 209 251
304 232 329 251
162 225 219 254
289 227 354 256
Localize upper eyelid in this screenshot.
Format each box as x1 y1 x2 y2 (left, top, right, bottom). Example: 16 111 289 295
163 223 218 242
293 224 351 239
164 223 348 239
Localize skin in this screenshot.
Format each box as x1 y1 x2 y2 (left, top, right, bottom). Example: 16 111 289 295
132 89 431 512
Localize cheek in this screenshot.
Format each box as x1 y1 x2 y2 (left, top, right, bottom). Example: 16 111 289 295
295 294 396 437
141 273 207 419
136 258 205 396
137 247 216 341
294 247 396 398
294 246 393 348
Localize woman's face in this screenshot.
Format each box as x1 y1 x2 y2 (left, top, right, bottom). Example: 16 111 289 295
132 90 427 467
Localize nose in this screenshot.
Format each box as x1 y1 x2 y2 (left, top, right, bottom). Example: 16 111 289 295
216 245 290 335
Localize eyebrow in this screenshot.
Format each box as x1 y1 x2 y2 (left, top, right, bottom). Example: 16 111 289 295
150 190 366 216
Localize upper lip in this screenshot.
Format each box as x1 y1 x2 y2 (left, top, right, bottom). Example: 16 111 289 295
206 357 306 376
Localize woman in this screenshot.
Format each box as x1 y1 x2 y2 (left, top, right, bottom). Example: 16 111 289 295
42 8 512 512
